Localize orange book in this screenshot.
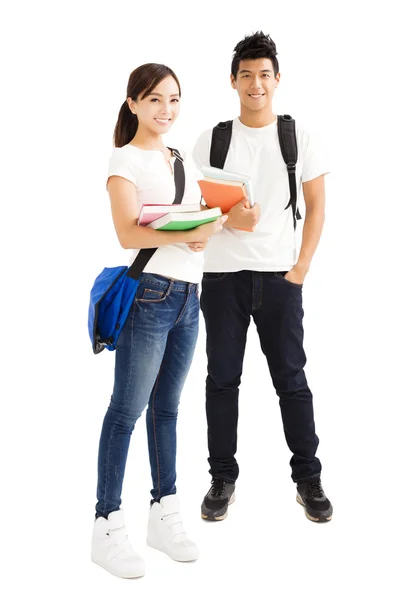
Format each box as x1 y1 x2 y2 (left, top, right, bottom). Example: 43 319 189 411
198 178 251 231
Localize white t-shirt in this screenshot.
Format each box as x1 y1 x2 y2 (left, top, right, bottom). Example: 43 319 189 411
107 145 203 283
192 117 329 272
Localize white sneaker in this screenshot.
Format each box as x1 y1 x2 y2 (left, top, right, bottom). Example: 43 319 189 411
147 495 199 562
91 509 145 578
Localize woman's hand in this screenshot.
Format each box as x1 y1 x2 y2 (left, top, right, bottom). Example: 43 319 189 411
187 240 208 252
187 216 228 244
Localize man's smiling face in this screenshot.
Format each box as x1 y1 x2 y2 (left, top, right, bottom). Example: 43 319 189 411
231 58 280 112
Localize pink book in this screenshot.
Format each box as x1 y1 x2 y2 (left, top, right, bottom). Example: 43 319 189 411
138 202 201 225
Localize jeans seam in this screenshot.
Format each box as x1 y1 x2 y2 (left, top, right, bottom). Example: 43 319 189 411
251 273 263 312
174 288 191 325
150 353 167 502
103 302 136 514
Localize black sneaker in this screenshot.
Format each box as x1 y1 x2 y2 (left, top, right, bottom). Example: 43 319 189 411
296 478 333 522
201 478 236 521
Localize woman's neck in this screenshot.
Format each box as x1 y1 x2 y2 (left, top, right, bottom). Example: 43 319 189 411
130 126 165 150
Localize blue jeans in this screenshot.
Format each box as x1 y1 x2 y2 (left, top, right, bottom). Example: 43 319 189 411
96 273 199 518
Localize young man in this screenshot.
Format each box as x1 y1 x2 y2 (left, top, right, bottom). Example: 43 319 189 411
192 31 332 523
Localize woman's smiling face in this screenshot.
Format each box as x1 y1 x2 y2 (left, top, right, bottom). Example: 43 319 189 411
128 75 181 135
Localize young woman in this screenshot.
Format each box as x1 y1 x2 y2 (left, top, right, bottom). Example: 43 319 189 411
91 63 226 579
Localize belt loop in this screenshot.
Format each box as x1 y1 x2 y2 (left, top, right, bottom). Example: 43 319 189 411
166 279 174 296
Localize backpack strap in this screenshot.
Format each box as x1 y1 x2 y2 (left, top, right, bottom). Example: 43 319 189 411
210 117 301 230
127 148 185 279
210 121 233 169
277 114 301 230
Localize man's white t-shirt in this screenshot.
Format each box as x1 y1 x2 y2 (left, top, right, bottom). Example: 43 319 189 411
192 117 329 272
107 145 203 283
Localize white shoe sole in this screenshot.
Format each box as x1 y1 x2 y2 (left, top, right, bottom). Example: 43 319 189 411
146 533 199 562
91 556 145 579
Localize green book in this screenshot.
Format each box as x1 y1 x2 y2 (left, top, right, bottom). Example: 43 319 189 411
147 207 222 231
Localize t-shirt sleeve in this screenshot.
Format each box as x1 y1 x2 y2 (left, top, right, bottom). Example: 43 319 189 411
300 128 330 183
192 130 212 170
107 147 139 187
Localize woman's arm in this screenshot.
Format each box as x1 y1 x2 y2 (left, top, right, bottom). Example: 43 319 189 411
108 175 224 249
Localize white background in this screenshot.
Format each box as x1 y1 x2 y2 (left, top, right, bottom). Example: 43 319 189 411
2 0 399 598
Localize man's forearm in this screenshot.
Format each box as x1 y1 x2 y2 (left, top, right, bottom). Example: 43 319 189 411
295 208 325 274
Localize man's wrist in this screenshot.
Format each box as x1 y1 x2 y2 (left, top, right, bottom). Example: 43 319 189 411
294 261 310 276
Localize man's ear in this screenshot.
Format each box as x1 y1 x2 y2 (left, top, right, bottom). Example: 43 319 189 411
230 74 236 90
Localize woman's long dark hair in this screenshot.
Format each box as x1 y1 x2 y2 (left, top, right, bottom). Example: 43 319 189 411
113 63 181 147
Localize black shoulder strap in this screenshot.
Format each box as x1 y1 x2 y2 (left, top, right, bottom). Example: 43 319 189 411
277 114 301 230
210 117 301 230
168 147 186 204
210 121 233 169
127 148 185 279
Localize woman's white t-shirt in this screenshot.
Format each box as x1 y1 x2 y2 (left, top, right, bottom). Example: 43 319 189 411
107 145 203 283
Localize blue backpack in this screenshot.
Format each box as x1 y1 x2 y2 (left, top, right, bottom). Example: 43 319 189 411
88 148 185 354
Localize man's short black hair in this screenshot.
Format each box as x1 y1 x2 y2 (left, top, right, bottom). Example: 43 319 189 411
231 31 279 79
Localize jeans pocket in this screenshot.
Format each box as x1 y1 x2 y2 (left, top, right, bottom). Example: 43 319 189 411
202 272 228 282
274 272 303 289
136 285 169 303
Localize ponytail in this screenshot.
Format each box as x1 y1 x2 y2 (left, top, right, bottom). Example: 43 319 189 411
113 101 138 148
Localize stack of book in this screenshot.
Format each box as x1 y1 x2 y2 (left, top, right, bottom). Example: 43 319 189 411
138 202 222 231
198 166 254 212
198 166 254 231
138 166 253 232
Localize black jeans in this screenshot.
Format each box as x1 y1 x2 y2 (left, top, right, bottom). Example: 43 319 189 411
200 270 322 484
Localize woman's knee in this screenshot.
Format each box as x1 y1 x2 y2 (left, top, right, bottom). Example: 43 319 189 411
107 399 145 430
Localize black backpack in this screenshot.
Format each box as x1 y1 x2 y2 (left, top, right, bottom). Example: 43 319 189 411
209 115 301 229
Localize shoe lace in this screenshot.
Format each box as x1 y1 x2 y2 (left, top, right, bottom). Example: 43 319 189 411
210 478 226 497
308 479 324 498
